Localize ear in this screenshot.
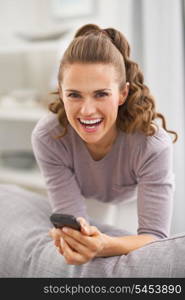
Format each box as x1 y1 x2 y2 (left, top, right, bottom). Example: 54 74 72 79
119 82 130 106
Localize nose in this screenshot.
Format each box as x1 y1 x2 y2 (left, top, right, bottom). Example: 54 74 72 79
80 98 97 116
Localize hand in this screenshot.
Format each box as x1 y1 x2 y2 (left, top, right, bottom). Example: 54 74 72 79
48 217 109 265
48 217 90 255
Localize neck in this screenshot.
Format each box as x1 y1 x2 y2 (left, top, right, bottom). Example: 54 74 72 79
85 125 119 155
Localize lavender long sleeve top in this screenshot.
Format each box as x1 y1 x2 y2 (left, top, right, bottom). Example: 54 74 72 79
31 112 175 238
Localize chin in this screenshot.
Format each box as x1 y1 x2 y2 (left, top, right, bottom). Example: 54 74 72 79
80 134 100 143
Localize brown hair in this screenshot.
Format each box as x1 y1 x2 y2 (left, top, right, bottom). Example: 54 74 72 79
49 23 178 142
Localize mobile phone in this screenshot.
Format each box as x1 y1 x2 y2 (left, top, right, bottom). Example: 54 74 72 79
50 213 81 231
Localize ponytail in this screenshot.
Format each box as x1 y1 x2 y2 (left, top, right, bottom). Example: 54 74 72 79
103 27 178 142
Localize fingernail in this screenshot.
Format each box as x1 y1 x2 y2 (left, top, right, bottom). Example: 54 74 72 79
62 227 68 233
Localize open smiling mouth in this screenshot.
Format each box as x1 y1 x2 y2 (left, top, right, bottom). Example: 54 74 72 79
77 118 104 133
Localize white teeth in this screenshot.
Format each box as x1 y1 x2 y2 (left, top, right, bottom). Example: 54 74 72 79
79 118 102 125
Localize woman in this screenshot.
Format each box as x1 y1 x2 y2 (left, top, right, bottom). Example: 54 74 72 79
32 24 177 265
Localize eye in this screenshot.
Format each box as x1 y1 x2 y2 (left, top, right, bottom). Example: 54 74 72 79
96 92 109 98
67 93 81 98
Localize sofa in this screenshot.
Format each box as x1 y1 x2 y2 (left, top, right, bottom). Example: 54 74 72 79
0 183 185 278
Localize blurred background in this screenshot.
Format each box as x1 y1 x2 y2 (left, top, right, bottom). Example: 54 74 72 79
0 0 184 235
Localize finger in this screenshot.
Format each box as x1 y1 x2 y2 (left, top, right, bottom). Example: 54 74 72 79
50 228 63 240
62 227 86 244
76 218 100 236
49 228 63 248
57 245 64 255
55 237 65 255
63 234 89 256
62 238 85 265
88 225 99 236
61 227 98 251
54 239 61 248
76 217 90 235
57 238 64 255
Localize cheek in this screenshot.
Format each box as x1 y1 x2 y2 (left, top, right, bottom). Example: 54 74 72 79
63 101 73 114
106 98 120 115
63 102 78 121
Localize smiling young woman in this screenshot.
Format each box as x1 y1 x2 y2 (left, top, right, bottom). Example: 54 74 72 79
32 23 178 265
59 63 129 160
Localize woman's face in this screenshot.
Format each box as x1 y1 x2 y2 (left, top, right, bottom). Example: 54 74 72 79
60 63 129 146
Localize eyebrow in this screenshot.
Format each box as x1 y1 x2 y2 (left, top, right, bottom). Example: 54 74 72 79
64 88 111 93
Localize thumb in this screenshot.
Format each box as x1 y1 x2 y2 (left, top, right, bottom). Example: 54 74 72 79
76 217 90 235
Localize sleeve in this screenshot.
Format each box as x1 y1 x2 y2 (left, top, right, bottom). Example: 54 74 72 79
134 136 175 239
31 132 89 220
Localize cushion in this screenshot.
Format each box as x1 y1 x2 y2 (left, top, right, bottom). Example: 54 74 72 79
0 184 185 277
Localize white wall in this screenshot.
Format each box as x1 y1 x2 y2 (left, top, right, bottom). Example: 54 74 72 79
0 0 123 92
139 0 185 234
